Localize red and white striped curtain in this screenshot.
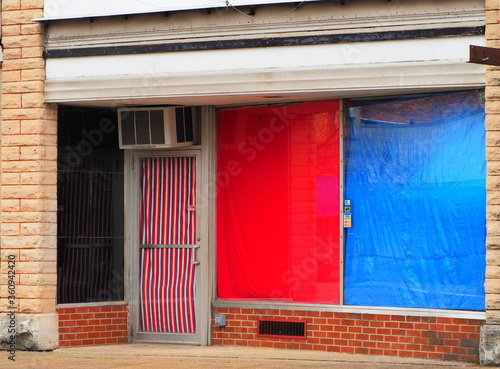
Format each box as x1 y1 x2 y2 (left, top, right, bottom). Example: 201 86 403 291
140 157 196 245
140 248 196 333
139 157 196 334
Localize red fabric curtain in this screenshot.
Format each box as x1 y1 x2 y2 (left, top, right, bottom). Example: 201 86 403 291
139 157 196 333
140 248 196 333
217 100 341 304
140 157 196 245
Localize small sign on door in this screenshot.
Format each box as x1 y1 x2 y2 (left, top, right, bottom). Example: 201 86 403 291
343 213 352 228
344 199 352 228
188 205 196 211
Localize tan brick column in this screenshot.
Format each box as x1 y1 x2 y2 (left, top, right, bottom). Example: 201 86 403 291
481 0 500 365
0 1 58 350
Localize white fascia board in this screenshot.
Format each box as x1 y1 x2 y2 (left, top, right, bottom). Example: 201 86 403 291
46 36 484 79
40 0 320 21
44 37 486 106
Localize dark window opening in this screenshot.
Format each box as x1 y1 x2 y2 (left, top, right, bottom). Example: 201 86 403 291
57 106 125 304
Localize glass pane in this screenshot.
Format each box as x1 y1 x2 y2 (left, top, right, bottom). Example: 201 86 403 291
216 100 341 304
139 248 196 333
57 105 124 303
139 157 196 245
138 156 197 333
344 90 486 310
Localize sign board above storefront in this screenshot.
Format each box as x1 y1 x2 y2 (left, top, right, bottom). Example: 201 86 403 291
42 0 320 20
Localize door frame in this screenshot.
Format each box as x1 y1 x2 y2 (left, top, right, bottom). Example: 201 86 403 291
126 147 211 345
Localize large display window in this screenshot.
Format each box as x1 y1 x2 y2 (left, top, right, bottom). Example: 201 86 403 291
216 91 486 311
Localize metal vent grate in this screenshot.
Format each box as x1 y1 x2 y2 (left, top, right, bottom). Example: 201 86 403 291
258 319 306 339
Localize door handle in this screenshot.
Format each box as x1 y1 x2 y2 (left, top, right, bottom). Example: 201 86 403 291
192 245 200 265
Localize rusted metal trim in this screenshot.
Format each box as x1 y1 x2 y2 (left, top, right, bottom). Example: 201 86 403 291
469 45 500 66
44 25 485 59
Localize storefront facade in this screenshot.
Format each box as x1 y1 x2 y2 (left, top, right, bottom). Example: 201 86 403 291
2 0 499 364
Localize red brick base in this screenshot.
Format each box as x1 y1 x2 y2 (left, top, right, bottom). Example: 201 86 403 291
58 305 129 347
212 308 484 363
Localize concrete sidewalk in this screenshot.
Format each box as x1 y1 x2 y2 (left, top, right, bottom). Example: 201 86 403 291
1 344 484 369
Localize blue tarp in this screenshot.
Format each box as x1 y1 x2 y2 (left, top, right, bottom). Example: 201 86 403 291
344 91 486 310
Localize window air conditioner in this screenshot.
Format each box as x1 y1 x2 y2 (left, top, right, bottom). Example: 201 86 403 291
118 107 198 149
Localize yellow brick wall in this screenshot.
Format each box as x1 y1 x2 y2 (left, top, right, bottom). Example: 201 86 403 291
486 0 500 323
0 0 59 348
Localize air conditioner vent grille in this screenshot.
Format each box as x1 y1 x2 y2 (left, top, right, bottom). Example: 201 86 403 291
150 110 165 145
118 107 198 149
184 107 195 142
135 111 152 145
120 112 135 146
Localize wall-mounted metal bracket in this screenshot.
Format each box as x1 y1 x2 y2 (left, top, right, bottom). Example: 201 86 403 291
470 45 500 66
